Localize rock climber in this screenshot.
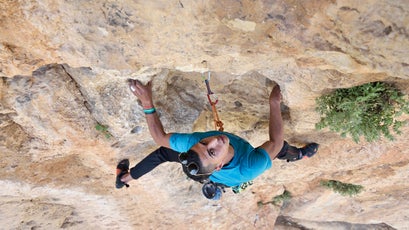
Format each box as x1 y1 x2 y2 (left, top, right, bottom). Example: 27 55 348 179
116 79 318 200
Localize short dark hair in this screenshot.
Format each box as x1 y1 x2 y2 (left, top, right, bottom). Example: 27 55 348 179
181 149 213 183
187 149 215 173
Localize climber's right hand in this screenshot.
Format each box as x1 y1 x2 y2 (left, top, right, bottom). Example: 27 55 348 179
128 79 154 108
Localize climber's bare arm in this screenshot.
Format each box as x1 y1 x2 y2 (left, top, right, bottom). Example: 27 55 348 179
259 85 284 160
128 79 171 148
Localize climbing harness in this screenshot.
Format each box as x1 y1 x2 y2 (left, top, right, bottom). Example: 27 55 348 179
203 71 224 131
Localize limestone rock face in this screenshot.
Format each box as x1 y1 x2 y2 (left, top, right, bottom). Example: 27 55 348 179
1 1 409 229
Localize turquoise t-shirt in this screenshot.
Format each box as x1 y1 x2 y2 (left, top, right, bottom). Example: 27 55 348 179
169 131 272 187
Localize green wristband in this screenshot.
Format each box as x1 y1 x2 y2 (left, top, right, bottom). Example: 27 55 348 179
143 108 156 114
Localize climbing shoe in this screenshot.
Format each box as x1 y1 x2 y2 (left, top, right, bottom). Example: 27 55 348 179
300 143 319 159
116 159 130 189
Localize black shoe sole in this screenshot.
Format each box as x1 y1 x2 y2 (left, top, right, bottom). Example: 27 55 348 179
116 159 130 189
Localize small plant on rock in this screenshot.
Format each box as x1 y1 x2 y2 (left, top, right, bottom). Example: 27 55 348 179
272 189 292 205
258 190 292 207
316 82 409 143
320 180 363 197
95 123 112 139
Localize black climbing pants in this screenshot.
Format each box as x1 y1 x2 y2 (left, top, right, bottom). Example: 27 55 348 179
129 146 180 180
276 141 303 162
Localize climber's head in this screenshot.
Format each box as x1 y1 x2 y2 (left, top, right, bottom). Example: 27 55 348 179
189 134 233 173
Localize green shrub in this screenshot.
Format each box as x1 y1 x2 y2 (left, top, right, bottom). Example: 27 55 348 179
258 190 292 207
320 180 363 197
272 189 292 205
95 123 112 139
316 82 409 143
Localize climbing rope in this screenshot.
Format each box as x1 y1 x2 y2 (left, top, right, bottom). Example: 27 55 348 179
203 71 224 131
